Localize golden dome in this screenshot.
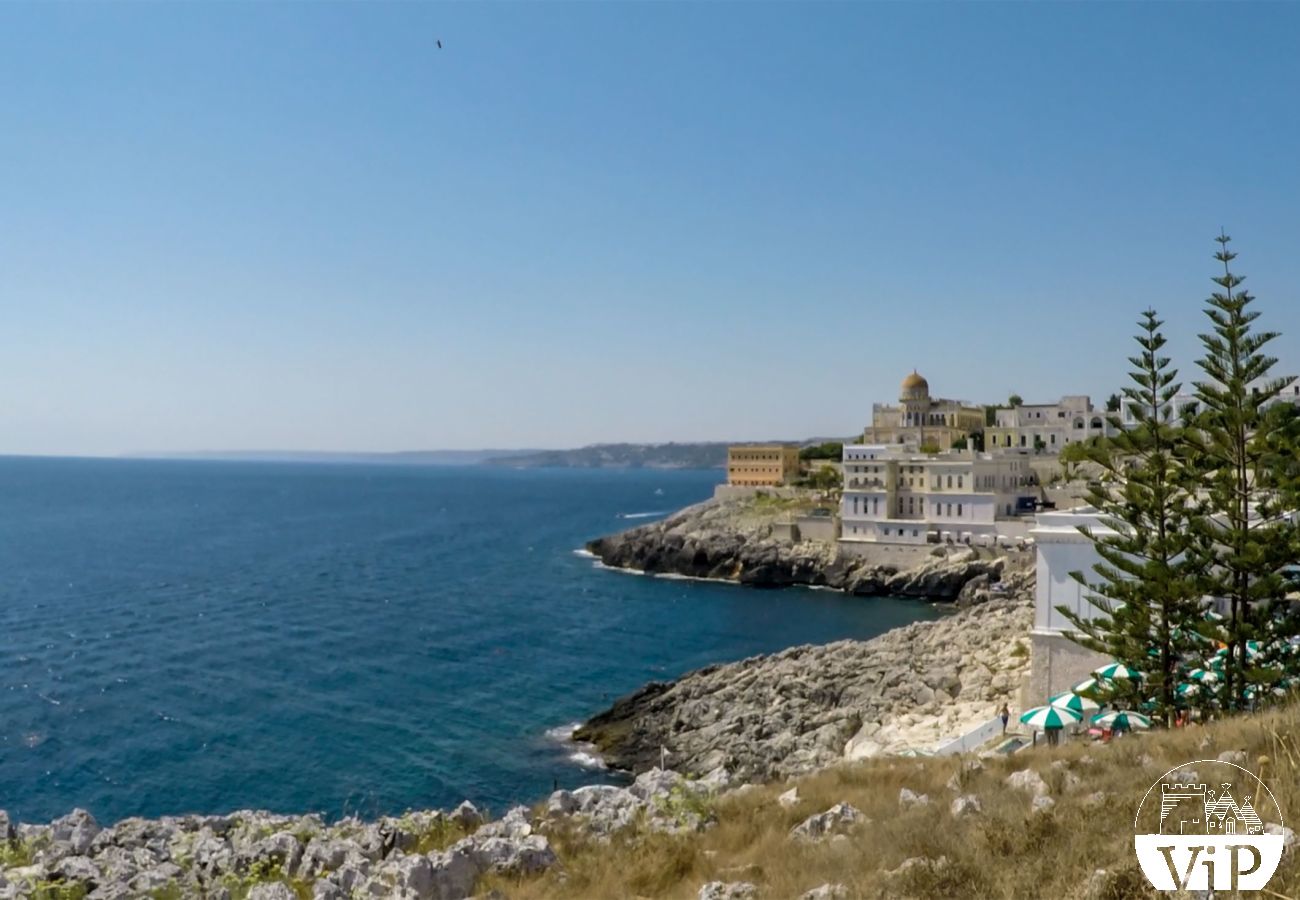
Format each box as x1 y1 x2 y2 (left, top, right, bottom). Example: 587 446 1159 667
901 370 929 392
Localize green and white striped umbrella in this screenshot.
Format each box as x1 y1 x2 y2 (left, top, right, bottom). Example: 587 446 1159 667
1175 682 1200 698
1050 691 1100 714
1215 640 1263 659
1094 662 1143 681
1071 677 1109 698
1020 705 1082 729
1092 710 1151 730
1188 667 1220 683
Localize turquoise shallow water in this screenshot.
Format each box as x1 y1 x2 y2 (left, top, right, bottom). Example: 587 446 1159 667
0 458 941 823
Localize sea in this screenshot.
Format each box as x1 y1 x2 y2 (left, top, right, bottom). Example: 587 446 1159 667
0 457 943 824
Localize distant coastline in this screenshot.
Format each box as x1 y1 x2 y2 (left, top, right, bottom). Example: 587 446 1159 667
124 441 791 469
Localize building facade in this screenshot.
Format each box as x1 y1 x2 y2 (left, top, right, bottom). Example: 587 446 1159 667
863 371 984 451
985 395 1112 453
1026 507 1111 701
726 445 801 487
839 444 1037 544
1118 375 1300 428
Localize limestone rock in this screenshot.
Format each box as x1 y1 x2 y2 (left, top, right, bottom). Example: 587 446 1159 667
898 788 930 809
1005 769 1049 798
950 795 982 818
698 882 757 900
1218 749 1248 766
778 787 800 809
575 576 1034 780
800 885 848 900
789 803 862 841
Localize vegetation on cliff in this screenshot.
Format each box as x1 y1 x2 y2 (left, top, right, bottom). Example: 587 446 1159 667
498 705 1300 899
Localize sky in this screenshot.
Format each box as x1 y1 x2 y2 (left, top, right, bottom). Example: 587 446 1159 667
4 3 1300 456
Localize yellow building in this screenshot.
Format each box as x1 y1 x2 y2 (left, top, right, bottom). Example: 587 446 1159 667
727 445 801 486
863 371 984 451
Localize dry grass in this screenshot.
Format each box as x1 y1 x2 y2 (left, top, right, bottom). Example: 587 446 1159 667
482 706 1300 899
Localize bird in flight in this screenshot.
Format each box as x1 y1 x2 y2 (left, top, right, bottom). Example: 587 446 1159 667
437 40 443 49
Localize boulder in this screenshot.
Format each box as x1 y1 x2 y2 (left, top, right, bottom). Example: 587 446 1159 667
789 803 862 841
950 795 982 818
427 847 480 900
1217 749 1248 767
777 787 800 809
698 882 757 900
50 808 100 856
247 884 297 900
898 788 930 809
800 885 848 900
1031 795 1056 815
1005 769 1049 798
448 802 484 829
455 834 556 877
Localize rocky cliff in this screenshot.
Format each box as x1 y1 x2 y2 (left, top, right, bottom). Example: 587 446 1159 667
575 565 1034 781
587 496 1013 598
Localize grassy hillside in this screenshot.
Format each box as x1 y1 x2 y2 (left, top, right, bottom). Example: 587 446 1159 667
485 707 1300 899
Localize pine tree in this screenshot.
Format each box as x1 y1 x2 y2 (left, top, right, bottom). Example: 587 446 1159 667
1186 232 1300 710
1058 309 1202 723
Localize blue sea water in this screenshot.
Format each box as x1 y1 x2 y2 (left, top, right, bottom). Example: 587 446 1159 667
0 458 942 824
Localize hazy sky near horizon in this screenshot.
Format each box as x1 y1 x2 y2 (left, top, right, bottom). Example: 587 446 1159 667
5 3 1300 456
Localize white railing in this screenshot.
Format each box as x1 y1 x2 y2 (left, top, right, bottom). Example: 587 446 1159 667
933 716 1005 756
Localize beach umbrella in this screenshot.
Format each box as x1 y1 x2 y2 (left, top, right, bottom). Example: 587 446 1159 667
1020 705 1082 730
1049 691 1100 714
1203 609 1227 624
1188 667 1220 683
1094 662 1143 681
1176 682 1200 698
1214 641 1263 660
1071 677 1109 698
1092 710 1152 730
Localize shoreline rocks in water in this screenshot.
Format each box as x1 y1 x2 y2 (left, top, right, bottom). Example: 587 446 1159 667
575 565 1034 781
586 496 1018 599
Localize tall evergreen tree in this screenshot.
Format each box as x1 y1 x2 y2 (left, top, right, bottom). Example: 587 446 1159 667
1059 310 1202 723
1187 233 1300 710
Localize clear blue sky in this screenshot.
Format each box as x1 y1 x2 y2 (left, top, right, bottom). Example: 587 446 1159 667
5 3 1300 455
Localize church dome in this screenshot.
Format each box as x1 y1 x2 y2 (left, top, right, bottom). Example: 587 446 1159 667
900 370 930 399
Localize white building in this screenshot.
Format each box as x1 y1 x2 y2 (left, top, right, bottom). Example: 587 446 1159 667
1119 375 1300 428
840 444 1037 545
986 395 1113 453
1027 507 1112 701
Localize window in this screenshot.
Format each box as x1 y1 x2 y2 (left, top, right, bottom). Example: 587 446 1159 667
957 503 963 517
1020 435 1027 447
913 529 919 538
958 476 963 488
946 503 952 516
946 475 952 488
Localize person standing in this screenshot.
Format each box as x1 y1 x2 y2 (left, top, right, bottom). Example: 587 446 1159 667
999 703 1010 734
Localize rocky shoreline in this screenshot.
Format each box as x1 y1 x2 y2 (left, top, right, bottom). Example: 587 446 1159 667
575 563 1033 781
585 496 1016 600
0 768 736 900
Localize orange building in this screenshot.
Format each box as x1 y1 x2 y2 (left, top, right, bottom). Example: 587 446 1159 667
727 445 801 487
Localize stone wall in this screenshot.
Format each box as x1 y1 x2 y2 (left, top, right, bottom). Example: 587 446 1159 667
835 540 937 567
1026 630 1108 707
794 515 840 543
712 484 810 502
